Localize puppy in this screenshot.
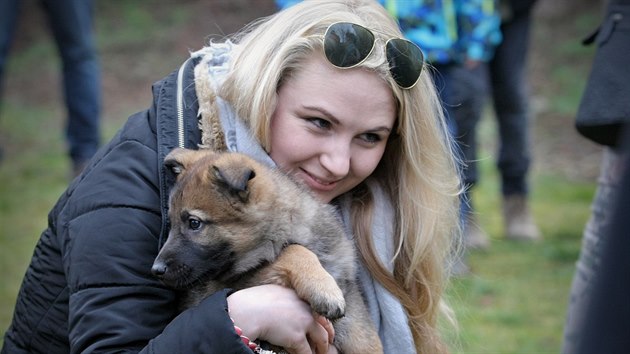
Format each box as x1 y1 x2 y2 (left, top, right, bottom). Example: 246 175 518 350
152 148 382 353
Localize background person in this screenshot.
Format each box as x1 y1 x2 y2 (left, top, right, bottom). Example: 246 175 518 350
488 0 541 241
0 0 101 176
562 0 630 352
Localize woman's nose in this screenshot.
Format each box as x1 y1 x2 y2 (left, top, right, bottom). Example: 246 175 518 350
320 143 351 178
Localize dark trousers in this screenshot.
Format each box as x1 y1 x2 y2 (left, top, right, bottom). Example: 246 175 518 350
0 0 101 162
433 62 489 217
489 9 534 196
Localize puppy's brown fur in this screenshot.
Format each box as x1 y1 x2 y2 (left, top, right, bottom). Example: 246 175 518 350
152 148 382 353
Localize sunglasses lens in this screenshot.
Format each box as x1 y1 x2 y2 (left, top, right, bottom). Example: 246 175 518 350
324 23 375 68
386 39 424 89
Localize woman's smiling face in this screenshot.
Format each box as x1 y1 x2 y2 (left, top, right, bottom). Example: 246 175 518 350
269 54 396 203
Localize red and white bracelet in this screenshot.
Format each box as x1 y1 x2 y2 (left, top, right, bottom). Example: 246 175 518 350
231 316 279 354
233 324 261 352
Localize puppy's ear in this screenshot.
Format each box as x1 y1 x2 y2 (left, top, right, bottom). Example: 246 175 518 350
164 148 191 180
211 164 256 203
164 148 214 180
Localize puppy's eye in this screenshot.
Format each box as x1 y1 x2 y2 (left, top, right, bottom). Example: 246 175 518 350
188 217 202 230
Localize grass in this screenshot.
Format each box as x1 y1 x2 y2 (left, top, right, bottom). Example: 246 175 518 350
0 1 598 352
445 157 593 353
0 102 69 331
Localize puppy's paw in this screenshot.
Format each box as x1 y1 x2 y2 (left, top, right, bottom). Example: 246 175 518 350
270 244 346 319
298 272 346 319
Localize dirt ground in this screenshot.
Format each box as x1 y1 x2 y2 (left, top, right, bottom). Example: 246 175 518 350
4 0 603 182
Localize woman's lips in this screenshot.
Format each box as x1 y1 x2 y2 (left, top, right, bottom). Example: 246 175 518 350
297 169 338 192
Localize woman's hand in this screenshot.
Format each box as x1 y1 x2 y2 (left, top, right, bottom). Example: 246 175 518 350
227 284 334 354
315 315 338 354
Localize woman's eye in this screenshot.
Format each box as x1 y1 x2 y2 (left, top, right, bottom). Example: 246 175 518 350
360 133 382 144
188 217 202 230
307 117 331 130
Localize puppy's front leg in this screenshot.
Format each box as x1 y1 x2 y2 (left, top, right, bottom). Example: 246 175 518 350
255 244 345 320
332 287 384 353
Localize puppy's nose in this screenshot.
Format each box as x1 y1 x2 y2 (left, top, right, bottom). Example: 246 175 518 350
151 261 167 277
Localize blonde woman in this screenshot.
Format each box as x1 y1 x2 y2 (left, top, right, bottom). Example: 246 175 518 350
2 1 461 353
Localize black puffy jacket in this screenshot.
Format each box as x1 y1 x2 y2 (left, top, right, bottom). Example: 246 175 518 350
1 58 251 354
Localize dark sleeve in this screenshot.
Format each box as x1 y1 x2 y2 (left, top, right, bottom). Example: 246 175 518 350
575 127 630 353
61 112 250 354
144 290 250 354
574 1 630 146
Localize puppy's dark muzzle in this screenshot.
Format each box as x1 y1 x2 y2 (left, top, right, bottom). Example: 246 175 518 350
151 260 168 278
150 258 184 288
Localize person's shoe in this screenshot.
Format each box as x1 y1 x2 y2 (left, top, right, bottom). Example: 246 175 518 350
464 213 490 250
503 194 541 241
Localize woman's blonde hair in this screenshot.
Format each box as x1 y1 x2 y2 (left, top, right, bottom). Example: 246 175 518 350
220 1 462 352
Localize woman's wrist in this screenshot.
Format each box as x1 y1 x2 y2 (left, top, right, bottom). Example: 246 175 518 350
227 289 262 342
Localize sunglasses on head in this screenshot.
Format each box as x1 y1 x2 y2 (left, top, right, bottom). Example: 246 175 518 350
323 22 424 89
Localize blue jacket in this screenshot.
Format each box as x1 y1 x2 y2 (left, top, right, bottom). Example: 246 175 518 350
381 0 502 64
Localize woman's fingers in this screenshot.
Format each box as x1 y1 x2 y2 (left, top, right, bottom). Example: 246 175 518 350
308 318 331 354
314 315 334 344
279 313 330 354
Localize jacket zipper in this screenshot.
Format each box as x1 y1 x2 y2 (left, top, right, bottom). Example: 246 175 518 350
176 59 188 148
